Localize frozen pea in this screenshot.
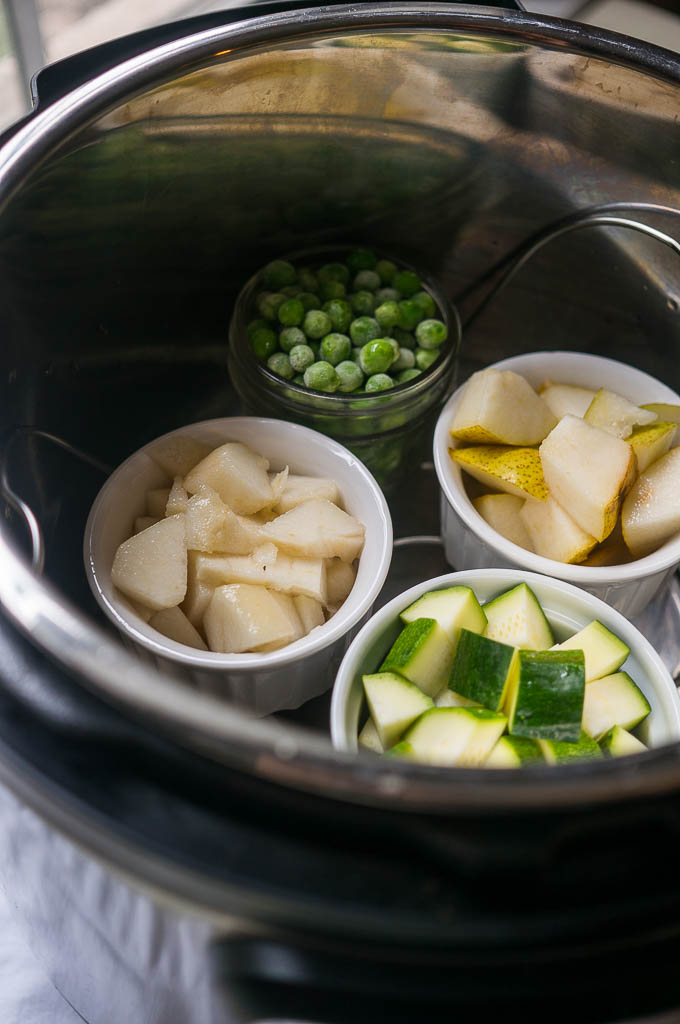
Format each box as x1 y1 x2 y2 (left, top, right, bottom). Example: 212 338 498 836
298 292 320 311
415 348 439 371
278 298 305 326
415 318 448 349
267 352 294 379
246 318 270 338
392 327 416 349
359 338 395 375
349 290 376 315
279 326 306 352
323 299 353 333
375 300 401 331
297 267 318 292
365 373 394 393
262 259 296 290
289 343 316 372
281 284 302 298
351 346 363 363
393 269 421 297
398 299 423 331
318 262 350 286
320 332 351 366
396 367 422 384
350 316 381 346
256 291 286 319
376 287 401 303
335 360 364 393
353 269 381 292
250 327 277 361
293 373 306 385
385 337 400 363
303 309 333 339
319 279 346 302
304 360 340 392
375 259 397 284
412 290 436 318
392 347 415 372
346 248 376 273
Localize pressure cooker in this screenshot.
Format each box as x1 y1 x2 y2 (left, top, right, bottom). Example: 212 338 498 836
1 3 680 1021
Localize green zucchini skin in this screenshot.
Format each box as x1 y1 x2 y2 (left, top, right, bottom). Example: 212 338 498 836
449 628 517 711
539 731 603 764
507 649 585 742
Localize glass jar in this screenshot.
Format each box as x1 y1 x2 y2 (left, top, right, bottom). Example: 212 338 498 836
227 248 461 490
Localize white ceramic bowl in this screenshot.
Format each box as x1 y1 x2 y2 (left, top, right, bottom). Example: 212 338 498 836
434 351 680 618
85 417 392 717
331 568 680 755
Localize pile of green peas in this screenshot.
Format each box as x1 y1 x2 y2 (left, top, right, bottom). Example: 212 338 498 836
246 249 449 394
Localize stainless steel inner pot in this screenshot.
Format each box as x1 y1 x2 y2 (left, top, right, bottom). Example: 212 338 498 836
2 5 680 978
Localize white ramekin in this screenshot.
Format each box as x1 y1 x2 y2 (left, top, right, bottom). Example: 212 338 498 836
84 417 392 717
433 351 680 618
331 568 680 755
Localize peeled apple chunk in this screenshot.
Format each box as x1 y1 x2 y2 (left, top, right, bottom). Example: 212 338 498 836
584 388 656 439
539 415 635 542
621 447 680 558
149 605 207 651
111 514 187 611
450 368 557 445
325 559 357 605
294 595 325 633
262 499 365 562
519 495 597 564
472 493 534 551
203 584 296 653
539 383 597 421
450 446 548 501
628 421 677 474
150 435 212 478
274 474 341 514
184 442 273 514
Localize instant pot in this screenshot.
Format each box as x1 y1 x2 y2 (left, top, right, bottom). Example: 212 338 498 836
1 3 680 1021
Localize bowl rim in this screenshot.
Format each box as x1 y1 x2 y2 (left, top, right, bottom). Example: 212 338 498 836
84 415 393 670
330 566 680 752
433 350 680 583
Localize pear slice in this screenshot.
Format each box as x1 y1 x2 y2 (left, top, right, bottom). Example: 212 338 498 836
185 485 266 554
451 446 548 501
326 558 357 605
472 493 534 551
519 495 597 564
622 447 680 557
195 551 327 604
262 499 365 563
584 388 657 439
450 368 557 445
184 442 273 515
539 383 597 420
274 474 341 513
583 523 633 567
203 584 296 653
149 605 208 651
182 551 214 632
628 421 677 473
150 435 212 478
165 476 188 516
111 514 187 611
640 402 680 424
539 416 636 542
